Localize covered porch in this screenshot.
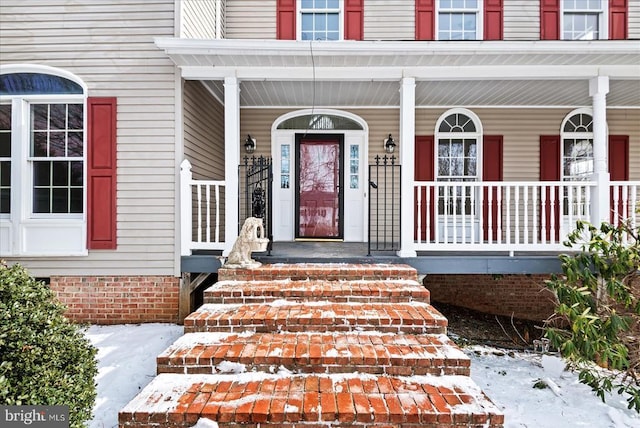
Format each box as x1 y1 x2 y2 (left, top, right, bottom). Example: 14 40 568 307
155 38 640 274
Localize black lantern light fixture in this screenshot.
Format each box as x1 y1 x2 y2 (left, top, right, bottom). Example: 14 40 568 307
244 134 256 153
384 134 396 153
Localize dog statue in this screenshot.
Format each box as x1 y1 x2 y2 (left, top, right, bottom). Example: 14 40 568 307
224 217 269 268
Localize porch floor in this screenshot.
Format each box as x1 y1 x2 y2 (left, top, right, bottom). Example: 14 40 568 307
184 241 564 275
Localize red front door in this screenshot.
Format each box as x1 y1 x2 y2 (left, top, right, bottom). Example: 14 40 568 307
296 136 343 239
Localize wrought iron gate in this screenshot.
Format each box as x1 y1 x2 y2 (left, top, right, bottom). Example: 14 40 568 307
368 155 401 255
239 156 273 254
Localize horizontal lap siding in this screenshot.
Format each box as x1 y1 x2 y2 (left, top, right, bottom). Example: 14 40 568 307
181 0 217 39
226 0 277 39
503 0 539 41
364 0 414 41
0 0 178 276
608 110 640 180
630 2 640 39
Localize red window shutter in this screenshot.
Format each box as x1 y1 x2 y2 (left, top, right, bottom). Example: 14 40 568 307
415 0 435 40
484 0 503 40
540 0 560 40
540 135 561 241
87 97 117 250
482 136 503 241
609 135 629 224
277 0 296 40
345 0 363 40
610 0 628 40
415 136 435 241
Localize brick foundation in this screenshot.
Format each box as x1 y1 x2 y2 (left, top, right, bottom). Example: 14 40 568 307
424 274 557 322
50 275 180 324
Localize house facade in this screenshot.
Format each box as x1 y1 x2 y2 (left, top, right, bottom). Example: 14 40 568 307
1 0 638 323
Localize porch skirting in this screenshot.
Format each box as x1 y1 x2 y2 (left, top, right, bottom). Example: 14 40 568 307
50 275 179 324
424 274 557 322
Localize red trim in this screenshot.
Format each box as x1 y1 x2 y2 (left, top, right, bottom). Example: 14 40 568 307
484 0 503 40
277 0 296 40
482 136 503 241
609 135 630 224
415 136 435 241
87 97 117 250
609 0 628 40
540 0 560 40
415 0 435 40
344 0 363 40
539 135 561 241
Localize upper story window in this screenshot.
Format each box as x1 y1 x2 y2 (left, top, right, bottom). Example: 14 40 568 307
300 0 341 41
437 0 482 40
562 0 607 40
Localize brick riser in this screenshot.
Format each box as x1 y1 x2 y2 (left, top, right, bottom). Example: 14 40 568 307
217 263 419 282
157 332 470 377
119 373 504 428
184 302 448 335
204 279 430 305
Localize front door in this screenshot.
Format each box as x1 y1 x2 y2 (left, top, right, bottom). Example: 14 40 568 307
295 135 343 239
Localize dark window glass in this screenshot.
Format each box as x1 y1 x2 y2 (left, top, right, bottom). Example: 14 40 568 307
52 161 68 186
33 162 50 186
0 73 83 95
0 188 9 213
33 188 50 213
52 188 68 213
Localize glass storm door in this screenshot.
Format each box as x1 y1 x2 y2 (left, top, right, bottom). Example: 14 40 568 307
296 136 343 239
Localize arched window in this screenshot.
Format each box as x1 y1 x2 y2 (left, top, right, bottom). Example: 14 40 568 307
0 65 90 256
435 109 482 216
561 109 594 182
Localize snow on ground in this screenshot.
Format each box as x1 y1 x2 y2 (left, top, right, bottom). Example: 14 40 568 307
85 323 639 428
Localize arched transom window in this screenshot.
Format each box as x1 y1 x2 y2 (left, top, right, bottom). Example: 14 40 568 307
561 109 594 182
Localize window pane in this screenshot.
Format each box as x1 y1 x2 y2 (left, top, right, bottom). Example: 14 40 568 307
0 104 11 130
0 188 9 214
49 132 65 157
52 161 69 186
0 161 10 185
327 0 339 7
52 188 68 213
70 188 82 213
49 104 66 130
0 133 10 157
327 13 339 31
68 132 83 156
70 161 83 186
302 0 313 8
68 104 83 129
32 104 48 130
33 188 50 213
34 162 50 186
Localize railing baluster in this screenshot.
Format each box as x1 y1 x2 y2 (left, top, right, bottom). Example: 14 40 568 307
206 185 211 243
532 185 538 244
196 184 203 243
514 185 520 244
523 185 529 245
505 186 511 244
417 185 423 244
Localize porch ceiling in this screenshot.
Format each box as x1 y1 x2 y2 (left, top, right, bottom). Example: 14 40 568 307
156 38 640 108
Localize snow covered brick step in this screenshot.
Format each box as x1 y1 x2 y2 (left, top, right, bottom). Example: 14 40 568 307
203 279 430 305
119 373 504 428
218 263 419 283
157 332 470 377
183 302 447 335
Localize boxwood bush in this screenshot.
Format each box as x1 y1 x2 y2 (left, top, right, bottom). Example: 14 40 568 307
0 261 98 428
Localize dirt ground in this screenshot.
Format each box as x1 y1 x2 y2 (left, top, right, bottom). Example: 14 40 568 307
432 301 547 351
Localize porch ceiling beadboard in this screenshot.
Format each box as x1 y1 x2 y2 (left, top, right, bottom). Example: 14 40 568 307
155 39 640 108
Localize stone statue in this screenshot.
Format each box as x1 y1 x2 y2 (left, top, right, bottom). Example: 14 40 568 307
224 217 269 268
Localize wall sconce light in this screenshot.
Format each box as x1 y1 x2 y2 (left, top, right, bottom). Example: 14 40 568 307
384 134 396 153
244 134 256 153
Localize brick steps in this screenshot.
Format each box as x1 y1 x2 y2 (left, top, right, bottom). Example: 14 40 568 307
157 332 470 377
204 279 430 304
119 373 504 428
184 301 447 335
119 263 503 428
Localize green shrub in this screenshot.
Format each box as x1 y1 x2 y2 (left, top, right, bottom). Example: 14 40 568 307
544 220 639 412
0 261 98 428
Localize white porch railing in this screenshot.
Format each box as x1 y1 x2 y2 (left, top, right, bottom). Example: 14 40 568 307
180 159 226 256
414 181 639 252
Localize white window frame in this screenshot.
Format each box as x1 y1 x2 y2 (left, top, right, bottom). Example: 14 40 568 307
0 64 88 257
436 0 483 41
297 0 343 41
561 0 608 40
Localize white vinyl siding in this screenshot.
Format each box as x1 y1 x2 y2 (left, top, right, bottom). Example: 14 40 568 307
503 0 539 41
181 0 220 39
0 0 177 276
364 0 414 41
630 0 640 39
226 0 277 39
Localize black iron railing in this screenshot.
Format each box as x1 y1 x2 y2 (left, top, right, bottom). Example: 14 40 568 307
239 156 273 254
368 155 401 255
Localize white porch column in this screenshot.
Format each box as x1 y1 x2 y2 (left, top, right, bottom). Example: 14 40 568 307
589 76 610 225
223 76 240 256
397 77 417 257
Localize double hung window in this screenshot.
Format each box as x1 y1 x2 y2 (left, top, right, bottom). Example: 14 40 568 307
300 0 341 41
562 0 606 40
437 0 481 40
